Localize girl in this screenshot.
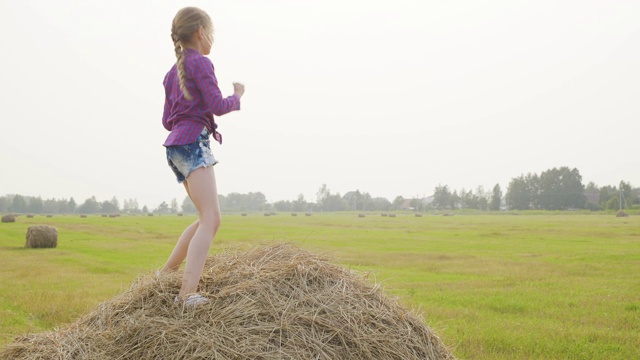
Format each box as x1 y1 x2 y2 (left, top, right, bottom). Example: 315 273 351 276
160 7 244 306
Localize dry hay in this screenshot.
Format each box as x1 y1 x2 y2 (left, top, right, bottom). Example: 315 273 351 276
241 213 248 217
80 215 87 218
147 213 154 217
415 213 423 217
305 213 312 216
46 215 53 218
616 210 628 217
389 214 397 218
291 213 298 216
1 214 16 223
25 225 58 248
0 243 455 360
381 213 388 217
358 213 366 218
26 214 34 218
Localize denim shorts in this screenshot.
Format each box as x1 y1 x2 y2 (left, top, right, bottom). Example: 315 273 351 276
166 128 218 183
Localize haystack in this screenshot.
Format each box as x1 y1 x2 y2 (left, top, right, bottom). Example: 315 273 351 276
616 210 628 217
25 225 58 248
1 214 15 223
0 244 455 360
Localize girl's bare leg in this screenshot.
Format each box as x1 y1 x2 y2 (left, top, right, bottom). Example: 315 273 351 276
176 165 221 298
161 220 199 272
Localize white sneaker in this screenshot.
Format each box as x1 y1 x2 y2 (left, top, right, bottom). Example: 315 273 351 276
174 294 209 307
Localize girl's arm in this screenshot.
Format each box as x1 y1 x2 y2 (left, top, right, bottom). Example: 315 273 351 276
191 57 240 116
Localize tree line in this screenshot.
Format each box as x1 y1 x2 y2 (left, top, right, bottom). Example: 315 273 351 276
1 167 638 214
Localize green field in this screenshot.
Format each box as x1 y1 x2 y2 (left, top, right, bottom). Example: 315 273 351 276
0 212 638 359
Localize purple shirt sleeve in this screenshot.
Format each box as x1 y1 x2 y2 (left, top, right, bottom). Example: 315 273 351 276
189 56 241 116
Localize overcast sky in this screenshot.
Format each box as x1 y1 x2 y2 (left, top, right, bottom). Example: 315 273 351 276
1 0 638 209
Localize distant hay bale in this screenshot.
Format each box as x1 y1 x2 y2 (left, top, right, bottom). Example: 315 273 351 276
264 212 271 217
443 213 454 217
389 213 397 218
1 214 15 223
0 244 455 359
616 210 628 217
101 214 107 217
358 213 366 218
381 213 388 217
305 213 312 216
291 212 298 216
46 215 53 218
147 213 154 217
80 215 87 218
270 211 277 216
241 213 247 216
415 213 423 217
177 213 183 217
26 214 34 218
25 225 58 249
108 214 117 218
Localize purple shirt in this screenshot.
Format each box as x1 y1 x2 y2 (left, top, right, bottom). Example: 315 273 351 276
162 48 241 146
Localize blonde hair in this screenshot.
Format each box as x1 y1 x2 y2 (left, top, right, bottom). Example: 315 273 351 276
171 7 213 100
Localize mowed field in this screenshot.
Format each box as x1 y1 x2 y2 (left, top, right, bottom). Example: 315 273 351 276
0 212 638 359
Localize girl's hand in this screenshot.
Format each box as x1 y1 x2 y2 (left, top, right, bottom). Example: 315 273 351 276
233 82 245 99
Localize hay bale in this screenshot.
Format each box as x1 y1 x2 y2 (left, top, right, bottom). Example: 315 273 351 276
616 210 628 217
2 214 16 223
264 212 271 217
305 212 312 216
26 214 34 218
358 213 366 218
415 213 423 217
147 213 154 217
46 215 53 218
108 214 117 218
0 244 455 360
25 225 58 248
80 215 87 218
381 213 388 217
443 213 454 217
389 213 397 218
241 213 248 216
177 213 183 217
291 212 298 216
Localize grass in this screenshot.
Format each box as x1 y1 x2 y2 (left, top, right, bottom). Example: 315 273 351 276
0 212 639 359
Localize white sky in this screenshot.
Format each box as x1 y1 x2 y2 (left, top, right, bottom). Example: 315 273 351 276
0 0 638 209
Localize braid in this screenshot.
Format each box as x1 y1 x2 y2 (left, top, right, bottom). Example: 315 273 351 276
172 33 192 100
170 7 213 101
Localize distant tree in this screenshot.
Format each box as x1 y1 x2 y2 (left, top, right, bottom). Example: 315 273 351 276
43 198 59 213
123 198 140 214
28 196 44 214
273 200 292 212
68 197 77 213
316 184 330 211
490 184 502 211
392 196 404 210
154 201 170 214
78 196 100 214
291 194 307 212
101 200 119 214
142 205 149 214
371 197 391 211
432 185 452 210
619 181 632 208
170 198 179 213
0 196 10 213
507 175 534 210
181 196 196 213
9 195 27 213
538 167 585 210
